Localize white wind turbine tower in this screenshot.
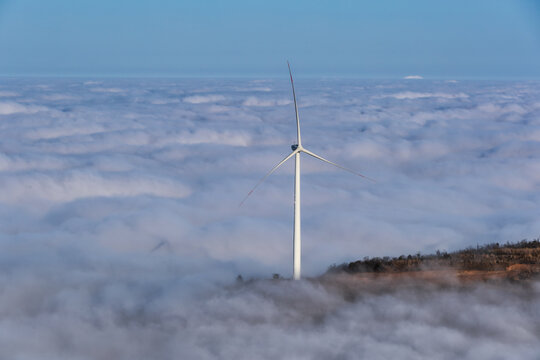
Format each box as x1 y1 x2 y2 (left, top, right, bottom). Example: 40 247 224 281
241 62 374 280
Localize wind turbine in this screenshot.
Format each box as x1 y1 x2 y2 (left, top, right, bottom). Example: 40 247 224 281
241 62 374 280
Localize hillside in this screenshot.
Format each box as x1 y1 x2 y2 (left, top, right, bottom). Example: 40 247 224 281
326 239 540 281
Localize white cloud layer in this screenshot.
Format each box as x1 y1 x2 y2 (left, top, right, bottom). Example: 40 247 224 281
183 94 226 104
381 91 469 99
0 101 45 114
0 77 539 358
403 75 424 79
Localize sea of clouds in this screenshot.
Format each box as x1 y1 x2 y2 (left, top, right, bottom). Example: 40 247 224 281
0 77 539 358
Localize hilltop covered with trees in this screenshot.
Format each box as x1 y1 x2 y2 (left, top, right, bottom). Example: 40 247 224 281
327 239 540 278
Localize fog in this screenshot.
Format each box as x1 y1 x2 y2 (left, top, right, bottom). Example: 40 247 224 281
0 77 539 358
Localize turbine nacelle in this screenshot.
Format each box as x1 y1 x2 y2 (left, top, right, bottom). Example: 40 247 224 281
291 144 299 151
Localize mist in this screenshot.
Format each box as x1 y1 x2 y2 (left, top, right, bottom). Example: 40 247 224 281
1 77 539 358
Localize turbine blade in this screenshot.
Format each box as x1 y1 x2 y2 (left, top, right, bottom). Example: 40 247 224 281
287 61 301 146
302 148 376 182
239 150 298 206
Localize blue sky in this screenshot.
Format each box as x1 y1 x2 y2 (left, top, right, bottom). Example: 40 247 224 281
0 0 539 78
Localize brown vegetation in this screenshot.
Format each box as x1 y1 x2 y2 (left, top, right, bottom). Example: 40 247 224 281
327 239 540 281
